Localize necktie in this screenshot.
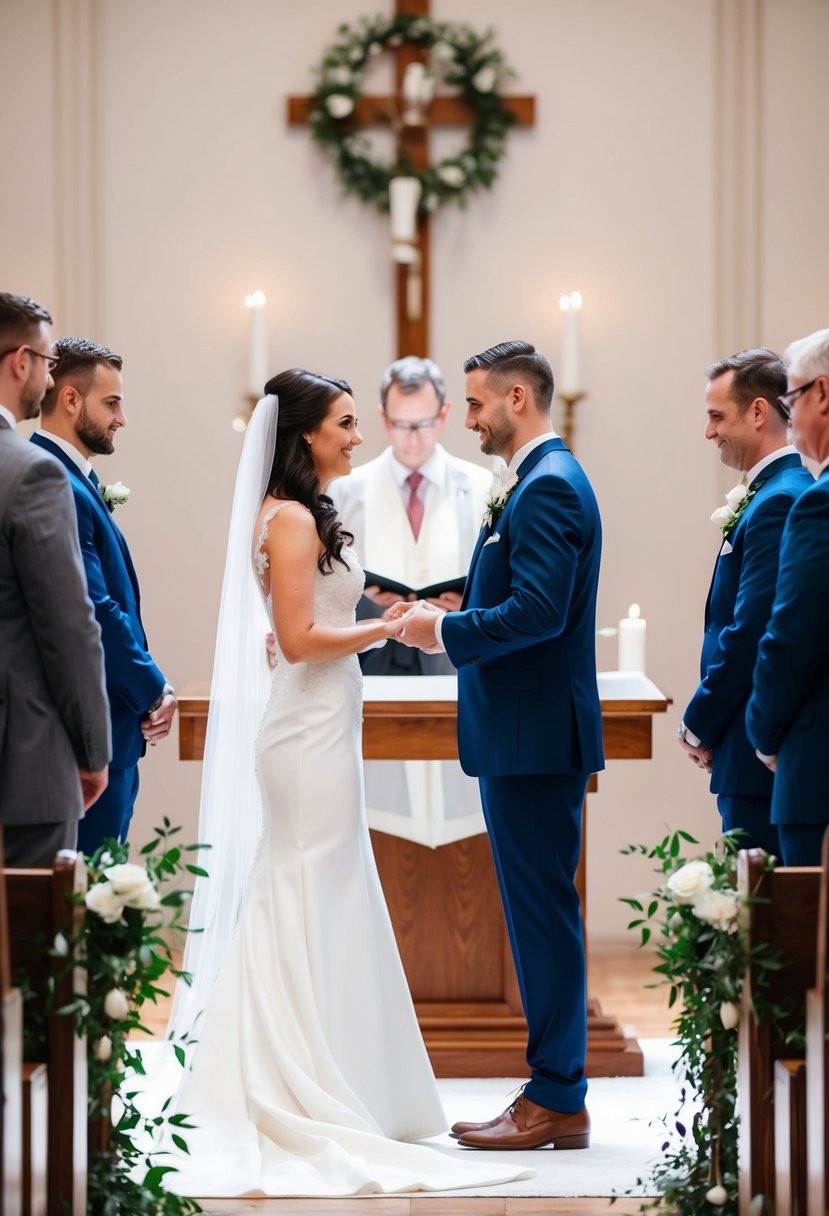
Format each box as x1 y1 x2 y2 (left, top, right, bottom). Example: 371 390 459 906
88 467 101 489
405 471 424 541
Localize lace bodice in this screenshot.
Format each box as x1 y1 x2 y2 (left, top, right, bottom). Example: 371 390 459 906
253 501 366 683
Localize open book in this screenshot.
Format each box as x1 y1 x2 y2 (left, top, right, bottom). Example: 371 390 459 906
362 571 466 600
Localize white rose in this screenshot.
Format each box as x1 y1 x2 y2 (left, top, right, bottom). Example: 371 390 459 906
104 863 152 896
705 1185 728 1206
711 504 735 529
665 859 714 904
368 41 382 56
438 164 465 188
102 481 130 506
53 932 69 957
725 483 749 512
99 850 114 867
123 881 160 912
103 988 130 1021
472 65 497 93
692 886 739 929
85 880 126 924
719 1000 740 1029
94 1035 113 1062
431 41 455 62
139 945 155 968
327 66 353 86
325 94 354 119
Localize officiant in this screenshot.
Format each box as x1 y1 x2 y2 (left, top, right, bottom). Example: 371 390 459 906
329 356 493 836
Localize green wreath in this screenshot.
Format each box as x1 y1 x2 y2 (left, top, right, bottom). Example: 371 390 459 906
309 12 516 216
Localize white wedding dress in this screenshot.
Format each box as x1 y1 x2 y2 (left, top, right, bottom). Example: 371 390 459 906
158 502 530 1197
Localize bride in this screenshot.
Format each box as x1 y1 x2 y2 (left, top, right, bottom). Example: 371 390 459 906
154 370 530 1197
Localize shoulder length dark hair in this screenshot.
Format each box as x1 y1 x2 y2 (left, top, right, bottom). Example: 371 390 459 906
263 368 354 573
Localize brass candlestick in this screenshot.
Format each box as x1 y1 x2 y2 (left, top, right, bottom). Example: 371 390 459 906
558 390 586 452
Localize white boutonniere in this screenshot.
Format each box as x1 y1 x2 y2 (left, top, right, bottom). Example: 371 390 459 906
482 473 519 528
101 481 130 512
711 480 760 537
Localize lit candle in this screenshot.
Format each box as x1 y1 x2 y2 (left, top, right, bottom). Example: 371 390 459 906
559 291 582 395
244 290 267 398
618 603 646 672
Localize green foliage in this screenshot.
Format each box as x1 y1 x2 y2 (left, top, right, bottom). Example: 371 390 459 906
619 831 791 1215
307 12 517 215
39 819 209 1214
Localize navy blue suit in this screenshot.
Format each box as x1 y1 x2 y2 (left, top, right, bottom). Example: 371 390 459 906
31 433 166 849
441 437 603 1113
683 453 812 853
746 467 829 864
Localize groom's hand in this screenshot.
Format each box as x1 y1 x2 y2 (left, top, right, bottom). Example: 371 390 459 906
398 601 446 653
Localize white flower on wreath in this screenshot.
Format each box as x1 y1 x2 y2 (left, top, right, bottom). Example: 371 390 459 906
665 858 714 904
327 65 354 86
437 163 465 188
483 473 519 528
472 65 497 93
325 93 354 119
104 862 160 911
431 40 455 63
102 481 130 510
692 886 739 930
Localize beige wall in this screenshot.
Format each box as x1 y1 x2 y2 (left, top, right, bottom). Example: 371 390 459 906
2 0 827 941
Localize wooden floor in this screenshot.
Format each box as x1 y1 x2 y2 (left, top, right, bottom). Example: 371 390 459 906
135 944 673 1214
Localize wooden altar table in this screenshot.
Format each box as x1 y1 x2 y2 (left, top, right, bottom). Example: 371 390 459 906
178 672 668 1078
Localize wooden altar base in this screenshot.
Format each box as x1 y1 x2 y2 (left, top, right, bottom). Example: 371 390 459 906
178 676 667 1080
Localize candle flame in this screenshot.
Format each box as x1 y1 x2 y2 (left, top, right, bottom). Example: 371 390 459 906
245 290 266 308
559 294 571 312
629 603 640 619
570 290 582 310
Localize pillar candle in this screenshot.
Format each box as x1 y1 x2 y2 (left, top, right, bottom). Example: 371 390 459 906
559 291 582 395
244 290 266 398
618 603 646 672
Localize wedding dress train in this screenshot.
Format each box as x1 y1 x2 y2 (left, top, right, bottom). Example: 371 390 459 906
158 503 530 1196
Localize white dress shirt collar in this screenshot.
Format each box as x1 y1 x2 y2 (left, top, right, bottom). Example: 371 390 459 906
35 428 93 477
0 404 17 430
817 454 829 476
389 443 444 489
506 430 559 479
745 444 799 487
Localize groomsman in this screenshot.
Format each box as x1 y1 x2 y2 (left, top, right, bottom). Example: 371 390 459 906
678 349 812 854
0 294 110 865
32 337 176 852
747 328 829 864
398 341 603 1150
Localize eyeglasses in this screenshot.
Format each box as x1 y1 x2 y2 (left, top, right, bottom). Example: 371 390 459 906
0 345 60 373
777 378 817 421
383 413 443 433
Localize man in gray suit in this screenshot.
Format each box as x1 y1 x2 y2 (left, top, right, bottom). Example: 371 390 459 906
0 292 110 866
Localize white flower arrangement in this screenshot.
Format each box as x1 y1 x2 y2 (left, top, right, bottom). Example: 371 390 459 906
711 480 757 536
325 93 355 119
101 480 130 511
483 473 519 528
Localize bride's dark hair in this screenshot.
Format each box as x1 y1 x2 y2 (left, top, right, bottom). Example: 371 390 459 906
263 368 355 573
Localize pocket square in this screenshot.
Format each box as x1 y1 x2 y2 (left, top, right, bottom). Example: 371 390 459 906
720 541 733 555
483 533 501 547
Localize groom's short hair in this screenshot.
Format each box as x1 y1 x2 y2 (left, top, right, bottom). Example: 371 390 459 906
705 348 787 418
464 341 554 412
41 336 123 413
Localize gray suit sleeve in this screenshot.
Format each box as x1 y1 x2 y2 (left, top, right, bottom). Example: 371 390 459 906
12 457 111 769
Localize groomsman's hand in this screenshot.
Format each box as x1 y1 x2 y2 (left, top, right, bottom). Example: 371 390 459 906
79 766 108 810
143 691 178 745
678 735 713 772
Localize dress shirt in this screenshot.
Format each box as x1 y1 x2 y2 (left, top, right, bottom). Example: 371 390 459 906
744 444 800 488
389 448 441 511
34 429 93 478
0 403 16 429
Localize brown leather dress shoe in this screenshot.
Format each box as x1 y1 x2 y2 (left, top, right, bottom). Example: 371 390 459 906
457 1095 590 1150
450 1090 526 1139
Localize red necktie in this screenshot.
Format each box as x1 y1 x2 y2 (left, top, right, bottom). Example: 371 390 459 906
405 471 425 541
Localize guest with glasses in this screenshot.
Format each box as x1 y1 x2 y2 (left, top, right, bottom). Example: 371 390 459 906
747 328 829 864
0 292 110 865
677 348 812 855
329 355 493 833
31 337 177 854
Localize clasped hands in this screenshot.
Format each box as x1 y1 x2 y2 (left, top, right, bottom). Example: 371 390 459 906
384 598 446 655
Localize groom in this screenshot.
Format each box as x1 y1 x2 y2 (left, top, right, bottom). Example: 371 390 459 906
397 340 603 1150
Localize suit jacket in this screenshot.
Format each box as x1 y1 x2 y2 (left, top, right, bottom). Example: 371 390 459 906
746 467 829 825
330 443 493 677
30 433 166 769
0 419 110 824
441 438 604 778
683 452 812 795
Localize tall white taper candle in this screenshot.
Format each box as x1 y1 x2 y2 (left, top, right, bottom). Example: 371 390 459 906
244 290 266 398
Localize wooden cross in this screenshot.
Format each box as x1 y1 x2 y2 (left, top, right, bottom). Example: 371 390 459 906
287 0 536 358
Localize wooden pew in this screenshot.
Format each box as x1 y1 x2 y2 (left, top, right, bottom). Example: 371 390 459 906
4 853 88 1216
806 828 829 1216
0 826 24 1216
737 849 821 1216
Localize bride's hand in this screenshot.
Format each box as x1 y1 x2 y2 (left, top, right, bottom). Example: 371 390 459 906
383 599 417 622
382 601 418 634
